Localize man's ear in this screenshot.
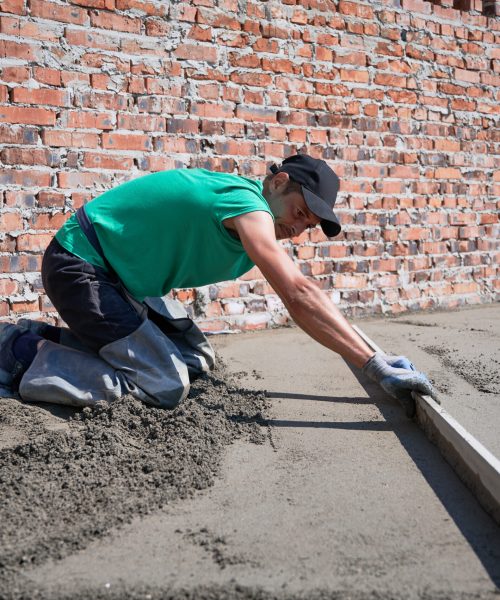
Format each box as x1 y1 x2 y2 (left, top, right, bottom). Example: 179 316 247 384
270 171 290 193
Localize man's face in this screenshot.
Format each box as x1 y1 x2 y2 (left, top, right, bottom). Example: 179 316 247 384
263 173 321 240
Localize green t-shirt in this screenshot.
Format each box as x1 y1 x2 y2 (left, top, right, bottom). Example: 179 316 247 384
55 169 273 301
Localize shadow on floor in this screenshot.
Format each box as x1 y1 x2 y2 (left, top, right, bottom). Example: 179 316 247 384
262 418 393 431
345 361 500 590
265 391 375 404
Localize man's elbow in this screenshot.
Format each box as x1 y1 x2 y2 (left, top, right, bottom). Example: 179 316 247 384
281 277 319 311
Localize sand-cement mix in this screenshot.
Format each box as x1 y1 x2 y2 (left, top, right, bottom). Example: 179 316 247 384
0 365 268 599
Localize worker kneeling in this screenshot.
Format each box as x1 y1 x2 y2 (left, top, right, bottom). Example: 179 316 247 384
0 155 436 412
3 250 215 407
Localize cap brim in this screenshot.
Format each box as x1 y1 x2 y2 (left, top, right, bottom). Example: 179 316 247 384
302 187 342 238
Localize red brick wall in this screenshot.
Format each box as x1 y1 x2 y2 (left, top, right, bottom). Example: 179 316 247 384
0 0 499 331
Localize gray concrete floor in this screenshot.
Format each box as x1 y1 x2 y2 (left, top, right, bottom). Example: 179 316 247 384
27 304 500 598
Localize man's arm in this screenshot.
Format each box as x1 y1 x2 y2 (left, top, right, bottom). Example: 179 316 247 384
231 210 374 368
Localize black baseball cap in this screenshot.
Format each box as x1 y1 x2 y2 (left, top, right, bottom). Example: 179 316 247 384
269 154 341 237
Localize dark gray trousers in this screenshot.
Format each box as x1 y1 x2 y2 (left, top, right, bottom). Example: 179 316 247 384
18 238 215 408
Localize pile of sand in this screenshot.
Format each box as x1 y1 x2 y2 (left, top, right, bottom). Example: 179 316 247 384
0 366 268 599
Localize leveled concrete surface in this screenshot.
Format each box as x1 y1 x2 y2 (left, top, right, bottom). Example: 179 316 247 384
27 305 500 598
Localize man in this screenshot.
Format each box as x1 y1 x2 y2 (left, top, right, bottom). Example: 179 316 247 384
0 154 436 413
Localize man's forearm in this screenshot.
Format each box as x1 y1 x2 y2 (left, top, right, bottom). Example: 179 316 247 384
282 283 374 368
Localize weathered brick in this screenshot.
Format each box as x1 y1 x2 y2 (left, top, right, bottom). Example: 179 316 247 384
90 10 141 33
175 43 218 62
16 233 53 252
374 73 408 88
339 1 374 18
102 132 152 151
0 39 38 60
115 0 167 16
30 0 88 25
42 130 100 148
58 171 114 189
83 153 135 170
11 87 71 107
70 0 115 9
37 191 66 208
1 147 60 167
0 0 25 14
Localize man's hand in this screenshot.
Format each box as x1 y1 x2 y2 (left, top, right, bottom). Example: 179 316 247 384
362 352 438 418
383 354 416 371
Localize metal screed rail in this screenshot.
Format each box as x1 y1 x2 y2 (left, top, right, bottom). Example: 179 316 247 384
353 324 500 527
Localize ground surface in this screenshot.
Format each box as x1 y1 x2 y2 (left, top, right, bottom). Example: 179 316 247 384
0 304 499 599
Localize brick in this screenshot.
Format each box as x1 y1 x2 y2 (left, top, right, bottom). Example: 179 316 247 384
190 103 234 119
1 147 60 167
188 24 212 42
0 0 25 14
37 191 66 208
339 1 374 18
236 106 276 123
30 212 69 230
435 167 461 179
58 171 114 189
175 43 218 62
262 58 296 74
90 10 141 33
83 153 135 170
339 69 369 83
0 212 23 231
374 73 407 88
230 71 273 87
11 300 40 314
42 130 100 148
66 110 115 130
376 41 404 57
102 133 152 151
64 28 117 51
1 65 28 83
332 50 367 66
70 0 115 8
0 168 51 188
16 233 53 252
402 0 432 13
115 0 167 15
144 17 170 36
154 136 199 154
33 67 62 86
0 39 38 60
454 68 480 83
11 87 71 107
117 114 166 131
389 165 420 178
0 279 19 296
388 90 417 104
30 0 88 24
0 16 60 41
0 106 56 125
4 191 35 208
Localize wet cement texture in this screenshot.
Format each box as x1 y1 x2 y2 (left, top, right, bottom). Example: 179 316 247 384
0 366 267 599
423 345 500 396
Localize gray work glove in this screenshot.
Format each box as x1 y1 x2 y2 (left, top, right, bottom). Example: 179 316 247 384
362 352 438 418
383 354 416 372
